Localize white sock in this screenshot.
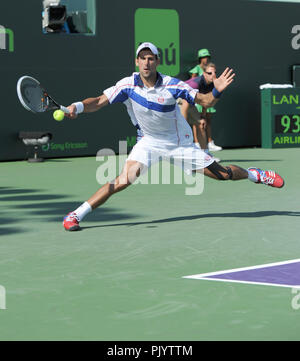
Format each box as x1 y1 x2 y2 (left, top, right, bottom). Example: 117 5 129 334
74 201 92 221
247 169 259 183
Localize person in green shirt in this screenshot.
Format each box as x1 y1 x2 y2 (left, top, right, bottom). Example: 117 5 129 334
188 48 222 152
189 48 210 77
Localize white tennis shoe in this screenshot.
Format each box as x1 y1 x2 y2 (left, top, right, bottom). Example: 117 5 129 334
208 140 222 151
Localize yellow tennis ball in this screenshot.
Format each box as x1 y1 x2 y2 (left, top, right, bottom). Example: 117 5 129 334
53 110 65 121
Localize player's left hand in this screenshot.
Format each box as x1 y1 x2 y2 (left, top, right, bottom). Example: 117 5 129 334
213 67 235 93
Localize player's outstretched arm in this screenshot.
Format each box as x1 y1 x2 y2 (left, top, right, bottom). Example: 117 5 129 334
194 67 235 108
66 94 109 119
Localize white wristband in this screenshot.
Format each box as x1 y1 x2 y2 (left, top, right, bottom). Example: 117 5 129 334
72 102 84 114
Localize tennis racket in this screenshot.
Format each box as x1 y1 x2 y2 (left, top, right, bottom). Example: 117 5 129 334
17 75 70 114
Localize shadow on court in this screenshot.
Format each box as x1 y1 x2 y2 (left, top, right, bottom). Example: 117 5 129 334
0 194 67 202
0 227 28 236
0 187 69 236
15 202 141 223
0 217 24 226
81 210 300 230
0 187 43 195
1 187 141 227
0 214 29 237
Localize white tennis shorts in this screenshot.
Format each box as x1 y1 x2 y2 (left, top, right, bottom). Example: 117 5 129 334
127 138 215 174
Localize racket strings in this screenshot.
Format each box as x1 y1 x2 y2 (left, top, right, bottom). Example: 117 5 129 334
22 83 45 113
17 76 60 113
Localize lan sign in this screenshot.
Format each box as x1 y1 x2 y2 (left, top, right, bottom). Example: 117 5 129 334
261 88 300 148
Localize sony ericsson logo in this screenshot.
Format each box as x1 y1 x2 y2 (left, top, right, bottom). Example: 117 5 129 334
0 25 14 52
42 141 89 152
135 9 180 76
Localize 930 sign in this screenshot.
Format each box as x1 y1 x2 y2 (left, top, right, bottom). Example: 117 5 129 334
261 88 300 148
275 114 300 133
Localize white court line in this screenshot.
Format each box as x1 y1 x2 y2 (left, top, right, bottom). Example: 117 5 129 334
183 258 300 288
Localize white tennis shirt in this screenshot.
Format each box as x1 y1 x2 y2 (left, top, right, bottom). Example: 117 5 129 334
103 72 198 146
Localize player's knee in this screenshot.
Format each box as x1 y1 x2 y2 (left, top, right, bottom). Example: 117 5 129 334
217 167 233 180
110 176 131 193
206 163 233 180
116 181 130 192
213 171 229 180
219 169 230 180
113 162 142 193
219 166 233 180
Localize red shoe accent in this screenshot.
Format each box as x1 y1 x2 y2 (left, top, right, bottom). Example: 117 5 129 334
63 212 80 231
262 170 285 188
248 168 284 188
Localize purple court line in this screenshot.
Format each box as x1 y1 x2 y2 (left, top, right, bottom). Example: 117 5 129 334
183 258 300 288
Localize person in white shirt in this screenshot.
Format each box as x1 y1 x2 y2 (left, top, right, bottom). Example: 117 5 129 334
63 42 284 231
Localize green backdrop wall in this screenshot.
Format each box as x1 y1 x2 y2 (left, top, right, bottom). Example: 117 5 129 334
1 0 300 160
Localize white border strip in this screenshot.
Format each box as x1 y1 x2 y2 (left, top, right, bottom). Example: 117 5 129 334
183 258 300 288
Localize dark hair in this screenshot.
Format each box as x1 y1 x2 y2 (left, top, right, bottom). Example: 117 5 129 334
198 55 211 63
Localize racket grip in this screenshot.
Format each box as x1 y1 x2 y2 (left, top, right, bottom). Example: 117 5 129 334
60 105 70 114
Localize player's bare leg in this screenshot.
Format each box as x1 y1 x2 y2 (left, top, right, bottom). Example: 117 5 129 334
192 124 199 146
88 160 144 209
63 160 144 231
203 162 248 180
206 113 213 145
195 119 208 150
202 161 284 186
206 113 222 151
195 117 221 162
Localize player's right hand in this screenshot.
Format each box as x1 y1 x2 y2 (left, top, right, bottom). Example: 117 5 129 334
65 104 78 119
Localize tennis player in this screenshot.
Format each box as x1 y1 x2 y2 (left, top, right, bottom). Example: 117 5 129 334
63 42 284 231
